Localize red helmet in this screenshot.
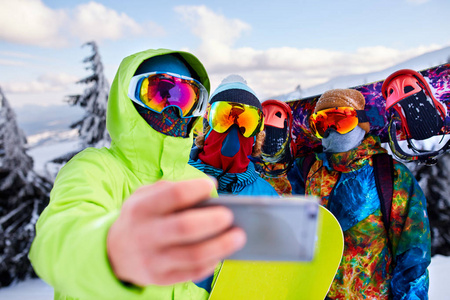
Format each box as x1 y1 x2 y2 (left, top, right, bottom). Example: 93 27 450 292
261 100 296 165
382 69 446 120
381 69 449 163
262 99 293 129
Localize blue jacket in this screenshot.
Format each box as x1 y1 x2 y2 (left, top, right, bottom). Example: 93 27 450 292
188 159 279 196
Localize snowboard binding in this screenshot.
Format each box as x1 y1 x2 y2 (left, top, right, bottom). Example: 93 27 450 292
382 69 450 165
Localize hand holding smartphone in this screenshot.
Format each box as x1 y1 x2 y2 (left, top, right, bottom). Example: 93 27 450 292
197 195 320 262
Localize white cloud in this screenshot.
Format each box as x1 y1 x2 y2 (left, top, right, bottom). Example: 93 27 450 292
0 0 68 47
175 5 250 46
2 72 79 93
70 2 164 42
174 5 444 99
175 5 251 65
0 0 163 48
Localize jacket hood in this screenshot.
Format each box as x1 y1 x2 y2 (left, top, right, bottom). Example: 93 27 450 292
106 48 210 181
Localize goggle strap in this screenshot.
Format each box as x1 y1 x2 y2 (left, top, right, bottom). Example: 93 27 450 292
210 90 262 111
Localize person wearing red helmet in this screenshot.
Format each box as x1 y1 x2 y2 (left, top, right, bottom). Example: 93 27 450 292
382 68 449 164
252 99 296 195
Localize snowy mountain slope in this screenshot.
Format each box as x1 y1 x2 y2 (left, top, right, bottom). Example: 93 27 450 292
271 46 450 101
15 104 84 136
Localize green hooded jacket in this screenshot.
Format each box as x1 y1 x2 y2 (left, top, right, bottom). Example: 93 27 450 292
29 49 215 300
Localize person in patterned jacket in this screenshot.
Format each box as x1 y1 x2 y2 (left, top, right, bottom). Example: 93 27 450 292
291 88 431 299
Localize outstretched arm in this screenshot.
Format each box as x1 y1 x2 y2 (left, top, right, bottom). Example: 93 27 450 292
30 150 245 299
108 179 246 286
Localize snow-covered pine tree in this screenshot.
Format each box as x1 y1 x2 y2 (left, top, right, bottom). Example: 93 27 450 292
412 153 450 256
66 41 110 148
0 88 52 287
44 42 111 180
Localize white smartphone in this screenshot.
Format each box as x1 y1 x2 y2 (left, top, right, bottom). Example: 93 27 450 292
198 195 320 262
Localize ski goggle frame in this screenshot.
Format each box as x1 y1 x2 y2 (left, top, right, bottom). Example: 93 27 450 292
208 101 264 138
309 107 368 139
128 72 208 118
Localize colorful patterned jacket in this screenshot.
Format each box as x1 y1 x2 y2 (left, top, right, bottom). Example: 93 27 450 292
252 158 293 196
295 135 431 300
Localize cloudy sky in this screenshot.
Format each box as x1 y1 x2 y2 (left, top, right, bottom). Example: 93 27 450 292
1 0 449 108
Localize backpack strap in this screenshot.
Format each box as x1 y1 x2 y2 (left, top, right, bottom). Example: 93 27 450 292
372 153 394 235
300 153 317 184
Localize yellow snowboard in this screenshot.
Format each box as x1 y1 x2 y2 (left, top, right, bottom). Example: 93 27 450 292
208 205 344 300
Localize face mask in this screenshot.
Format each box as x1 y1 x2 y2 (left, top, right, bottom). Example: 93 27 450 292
136 105 192 138
261 124 289 163
322 126 366 153
199 125 254 173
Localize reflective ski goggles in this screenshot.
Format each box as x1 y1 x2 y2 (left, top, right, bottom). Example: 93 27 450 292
128 72 208 118
309 107 367 139
208 101 264 138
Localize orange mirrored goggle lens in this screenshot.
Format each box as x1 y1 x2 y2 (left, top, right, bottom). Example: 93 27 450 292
309 107 360 139
209 101 264 138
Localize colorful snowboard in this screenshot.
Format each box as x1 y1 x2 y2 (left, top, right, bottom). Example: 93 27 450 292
208 205 344 300
288 63 450 156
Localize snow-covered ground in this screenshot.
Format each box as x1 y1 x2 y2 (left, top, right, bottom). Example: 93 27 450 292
0 254 448 299
0 278 53 300
25 129 81 179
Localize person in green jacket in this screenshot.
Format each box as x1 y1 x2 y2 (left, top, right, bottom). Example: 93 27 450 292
29 49 246 300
